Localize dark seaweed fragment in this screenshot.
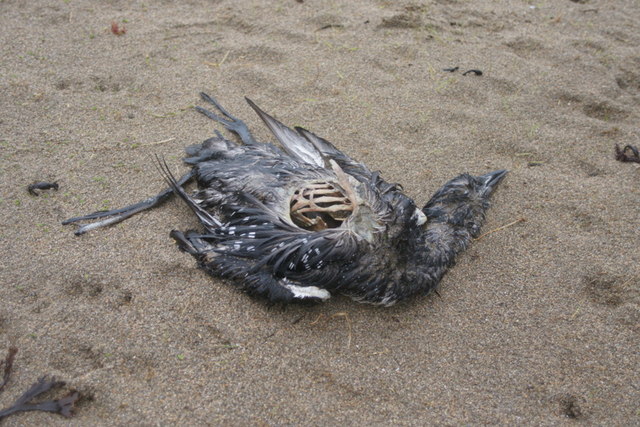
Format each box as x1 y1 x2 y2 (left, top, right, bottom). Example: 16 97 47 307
0 347 18 392
615 144 640 163
0 348 80 421
28 181 59 196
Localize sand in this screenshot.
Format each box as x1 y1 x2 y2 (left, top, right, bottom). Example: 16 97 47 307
1 0 639 425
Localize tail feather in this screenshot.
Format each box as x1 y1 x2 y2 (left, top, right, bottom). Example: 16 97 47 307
170 230 199 255
170 229 218 255
155 155 222 229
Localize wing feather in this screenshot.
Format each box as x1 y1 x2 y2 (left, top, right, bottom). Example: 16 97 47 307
206 192 361 282
245 98 325 167
155 156 222 229
294 126 374 182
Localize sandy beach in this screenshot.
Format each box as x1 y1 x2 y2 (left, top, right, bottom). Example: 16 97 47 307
1 0 638 424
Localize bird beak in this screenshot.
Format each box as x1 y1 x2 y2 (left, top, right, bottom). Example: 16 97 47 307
478 169 507 196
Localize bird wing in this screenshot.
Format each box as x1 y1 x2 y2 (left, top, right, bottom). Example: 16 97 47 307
196 191 362 281
293 126 375 184
245 98 325 167
245 98 375 183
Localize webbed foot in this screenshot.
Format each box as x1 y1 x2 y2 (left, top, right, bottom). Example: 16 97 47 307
62 170 194 235
196 92 257 145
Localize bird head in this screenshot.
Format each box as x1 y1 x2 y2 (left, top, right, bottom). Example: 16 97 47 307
422 169 507 238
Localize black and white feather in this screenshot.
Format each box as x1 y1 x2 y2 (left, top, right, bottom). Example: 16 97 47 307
64 93 507 306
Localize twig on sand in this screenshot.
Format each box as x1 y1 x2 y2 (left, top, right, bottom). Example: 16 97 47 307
570 301 584 319
331 312 353 349
204 50 231 68
310 314 325 325
218 50 230 67
140 137 175 147
310 312 353 348
474 217 526 241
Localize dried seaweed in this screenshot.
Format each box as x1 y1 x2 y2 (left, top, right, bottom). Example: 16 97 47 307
441 67 482 76
316 24 344 31
27 181 59 196
462 69 483 76
0 348 80 421
0 347 17 392
0 377 79 419
615 144 640 163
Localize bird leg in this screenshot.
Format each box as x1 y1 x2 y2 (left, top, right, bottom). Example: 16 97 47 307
62 170 194 235
195 92 258 145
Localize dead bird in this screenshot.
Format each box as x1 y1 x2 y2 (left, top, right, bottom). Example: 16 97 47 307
64 93 507 305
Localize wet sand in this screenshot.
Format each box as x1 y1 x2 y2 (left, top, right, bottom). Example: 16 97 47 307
1 0 638 424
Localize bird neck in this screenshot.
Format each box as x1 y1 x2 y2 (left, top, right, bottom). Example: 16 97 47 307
420 219 474 267
404 207 479 296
